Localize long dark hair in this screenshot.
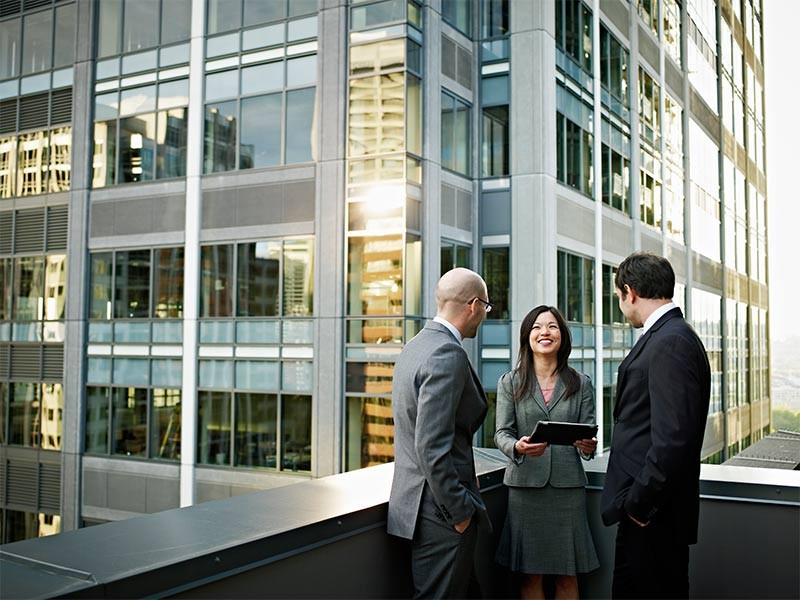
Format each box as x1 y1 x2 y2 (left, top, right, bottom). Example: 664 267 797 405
512 305 580 401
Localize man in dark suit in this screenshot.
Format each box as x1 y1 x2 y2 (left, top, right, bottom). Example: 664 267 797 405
601 252 711 599
388 268 491 598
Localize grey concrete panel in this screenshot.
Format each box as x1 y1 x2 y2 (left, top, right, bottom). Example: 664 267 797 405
602 215 633 259
90 201 115 238
665 59 683 100
113 197 154 235
83 469 108 509
441 184 455 227
283 180 315 222
107 472 148 513
456 189 471 232
600 0 630 39
638 25 659 71
557 195 595 247
693 254 723 291
202 189 237 229
480 190 510 236
690 88 721 146
640 231 661 255
668 243 687 279
196 481 231 504
236 184 283 226
441 35 456 80
145 476 180 514
151 195 186 232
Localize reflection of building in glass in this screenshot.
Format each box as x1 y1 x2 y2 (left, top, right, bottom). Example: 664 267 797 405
0 0 772 546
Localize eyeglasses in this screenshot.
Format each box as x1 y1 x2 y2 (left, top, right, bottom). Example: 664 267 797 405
469 297 493 313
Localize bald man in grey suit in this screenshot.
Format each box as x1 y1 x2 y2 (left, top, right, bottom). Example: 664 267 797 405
388 268 492 599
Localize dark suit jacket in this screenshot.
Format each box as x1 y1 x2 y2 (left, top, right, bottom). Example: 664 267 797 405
495 370 595 488
600 307 711 544
387 321 489 540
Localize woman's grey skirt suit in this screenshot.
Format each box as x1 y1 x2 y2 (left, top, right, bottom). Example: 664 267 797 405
494 370 599 575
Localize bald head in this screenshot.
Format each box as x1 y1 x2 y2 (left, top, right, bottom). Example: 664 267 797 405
436 268 487 316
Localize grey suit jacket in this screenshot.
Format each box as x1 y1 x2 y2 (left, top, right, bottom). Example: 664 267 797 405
494 370 595 488
387 321 489 540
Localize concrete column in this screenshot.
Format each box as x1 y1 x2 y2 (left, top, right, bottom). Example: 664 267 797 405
314 0 348 477
659 0 668 258
61 0 97 531
591 0 605 453
681 0 693 318
628 1 642 251
422 2 442 316
180 0 206 506
510 0 557 343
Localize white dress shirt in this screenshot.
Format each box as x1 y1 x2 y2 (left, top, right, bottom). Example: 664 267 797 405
433 316 462 345
642 301 678 335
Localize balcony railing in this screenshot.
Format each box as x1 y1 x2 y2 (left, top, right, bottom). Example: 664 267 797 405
0 450 798 599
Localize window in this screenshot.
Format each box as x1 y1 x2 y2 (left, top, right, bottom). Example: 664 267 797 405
98 0 191 58
442 0 471 35
555 0 592 76
639 67 660 147
6 383 62 449
197 390 311 472
599 25 629 112
93 80 189 187
482 247 509 320
441 92 471 176
600 119 630 214
557 250 594 325
201 239 314 319
441 240 471 275
85 387 181 461
663 0 681 66
638 0 658 36
89 248 184 320
482 75 509 178
481 0 508 39
640 148 662 229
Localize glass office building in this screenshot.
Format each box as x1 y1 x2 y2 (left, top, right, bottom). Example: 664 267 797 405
0 0 769 542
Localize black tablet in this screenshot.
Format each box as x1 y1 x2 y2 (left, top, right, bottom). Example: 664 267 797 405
528 421 598 446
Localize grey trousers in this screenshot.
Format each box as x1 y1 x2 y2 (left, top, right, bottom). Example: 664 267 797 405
411 513 478 599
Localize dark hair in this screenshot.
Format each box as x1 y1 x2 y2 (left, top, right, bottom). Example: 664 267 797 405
512 305 580 401
614 252 675 300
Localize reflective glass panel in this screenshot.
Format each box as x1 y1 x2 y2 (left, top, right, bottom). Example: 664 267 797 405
198 390 231 465
87 358 111 384
0 18 20 79
16 131 49 196
347 236 402 316
10 383 40 446
244 0 285 26
482 247 509 320
235 392 277 468
203 101 238 172
0 136 17 198
124 0 159 52
89 253 112 320
119 113 156 183
53 4 76 69
156 108 188 179
150 389 181 460
113 358 149 386
282 361 313 392
285 87 316 163
287 55 316 87
345 396 394 470
153 247 184 318
199 360 234 389
240 93 282 168
201 244 234 317
235 361 280 391
0 258 12 320
351 0 405 30
22 9 52 74
241 62 283 95
236 320 281 344
207 32 239 57
14 257 43 320
242 23 284 50
114 250 151 318
349 73 404 157
289 0 317 17
112 387 148 457
40 383 62 450
161 0 192 45
281 395 311 471
97 0 122 58
208 0 241 34
92 121 117 187
205 70 239 102
48 126 71 192
237 241 280 316
120 86 157 116
85 386 109 453
287 16 317 41
43 255 66 321
158 80 190 110
283 239 314 316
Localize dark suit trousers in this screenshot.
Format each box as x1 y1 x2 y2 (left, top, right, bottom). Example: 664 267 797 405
411 512 478 599
612 518 689 599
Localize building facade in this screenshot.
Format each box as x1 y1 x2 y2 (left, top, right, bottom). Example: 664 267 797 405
0 0 770 542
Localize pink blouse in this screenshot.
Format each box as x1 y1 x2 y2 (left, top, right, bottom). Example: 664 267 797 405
542 387 555 407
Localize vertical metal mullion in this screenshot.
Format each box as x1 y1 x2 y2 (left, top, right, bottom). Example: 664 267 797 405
276 392 282 472
106 386 112 454
145 388 152 458
229 390 235 467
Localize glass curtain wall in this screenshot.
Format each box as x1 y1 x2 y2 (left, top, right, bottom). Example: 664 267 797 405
345 1 423 471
